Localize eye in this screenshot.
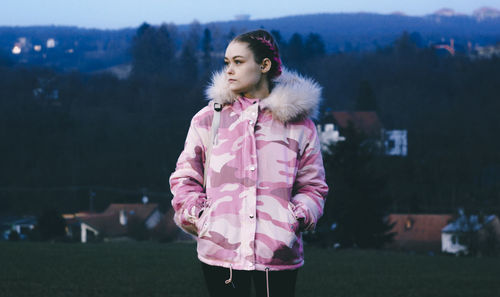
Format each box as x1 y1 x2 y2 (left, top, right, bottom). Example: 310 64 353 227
234 60 242 64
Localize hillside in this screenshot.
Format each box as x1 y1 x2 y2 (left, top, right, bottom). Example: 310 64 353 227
1 8 499 72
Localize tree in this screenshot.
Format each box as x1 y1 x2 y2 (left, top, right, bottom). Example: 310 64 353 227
178 41 199 85
285 33 304 68
393 31 418 59
8 230 20 241
127 216 149 241
35 209 67 241
322 123 394 248
202 28 213 72
0 50 13 67
174 21 201 84
355 80 378 111
130 22 176 79
304 33 326 59
271 30 286 54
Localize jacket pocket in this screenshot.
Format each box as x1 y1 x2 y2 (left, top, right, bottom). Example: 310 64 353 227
195 203 213 237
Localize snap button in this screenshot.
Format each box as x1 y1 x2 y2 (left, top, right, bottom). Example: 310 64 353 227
249 215 254 219
249 120 254 125
250 166 255 171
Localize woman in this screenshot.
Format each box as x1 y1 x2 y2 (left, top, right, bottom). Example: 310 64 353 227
170 29 328 297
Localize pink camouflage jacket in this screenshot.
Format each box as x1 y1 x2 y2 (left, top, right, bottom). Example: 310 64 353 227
169 69 329 271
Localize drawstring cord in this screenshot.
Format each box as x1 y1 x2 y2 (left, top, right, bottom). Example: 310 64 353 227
225 265 235 288
265 267 270 297
223 264 270 295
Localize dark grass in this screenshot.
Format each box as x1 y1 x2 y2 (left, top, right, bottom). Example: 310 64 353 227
1 241 500 297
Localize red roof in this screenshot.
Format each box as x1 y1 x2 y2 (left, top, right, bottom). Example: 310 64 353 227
386 214 454 251
330 111 383 137
80 203 159 237
103 203 159 221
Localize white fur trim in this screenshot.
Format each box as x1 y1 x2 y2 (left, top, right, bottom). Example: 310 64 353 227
205 68 323 123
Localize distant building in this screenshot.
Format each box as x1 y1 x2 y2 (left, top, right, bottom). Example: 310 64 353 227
316 123 345 152
384 130 408 156
432 8 458 17
473 7 500 21
473 44 500 59
386 214 453 252
0 216 37 241
11 44 22 55
433 39 455 56
46 38 56 48
319 111 408 156
328 111 384 138
441 214 500 255
78 203 162 243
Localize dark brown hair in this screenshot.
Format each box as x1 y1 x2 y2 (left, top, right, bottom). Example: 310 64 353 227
232 29 282 83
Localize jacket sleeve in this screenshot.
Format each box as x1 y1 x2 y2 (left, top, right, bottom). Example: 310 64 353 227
291 119 329 232
169 111 210 235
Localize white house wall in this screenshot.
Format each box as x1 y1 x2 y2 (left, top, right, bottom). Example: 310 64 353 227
145 210 161 229
441 233 467 254
384 130 408 156
81 223 99 243
316 124 345 152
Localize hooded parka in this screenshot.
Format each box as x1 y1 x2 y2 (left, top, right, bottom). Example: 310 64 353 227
170 69 329 271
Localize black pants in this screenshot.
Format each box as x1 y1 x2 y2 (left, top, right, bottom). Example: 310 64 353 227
201 262 298 297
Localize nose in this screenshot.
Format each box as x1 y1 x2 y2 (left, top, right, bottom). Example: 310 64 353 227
226 63 234 75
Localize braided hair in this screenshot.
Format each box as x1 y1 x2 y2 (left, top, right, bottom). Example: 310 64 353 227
232 29 282 85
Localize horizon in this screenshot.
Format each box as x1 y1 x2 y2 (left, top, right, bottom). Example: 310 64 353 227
1 1 499 30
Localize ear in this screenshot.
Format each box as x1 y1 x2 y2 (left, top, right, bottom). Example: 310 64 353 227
260 58 272 74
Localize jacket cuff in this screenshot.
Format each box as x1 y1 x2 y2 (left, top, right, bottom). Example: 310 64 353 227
291 203 312 232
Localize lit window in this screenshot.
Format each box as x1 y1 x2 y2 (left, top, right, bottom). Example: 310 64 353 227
47 38 56 48
404 218 414 230
12 45 21 55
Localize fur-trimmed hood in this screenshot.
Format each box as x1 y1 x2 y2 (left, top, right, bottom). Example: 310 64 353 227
205 68 323 123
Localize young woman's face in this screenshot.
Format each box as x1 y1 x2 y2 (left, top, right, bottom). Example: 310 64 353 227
224 41 264 96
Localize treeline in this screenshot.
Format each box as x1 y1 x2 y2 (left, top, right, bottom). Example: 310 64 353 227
1 23 499 229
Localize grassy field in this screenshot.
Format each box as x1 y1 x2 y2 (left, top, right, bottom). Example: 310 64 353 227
1 241 499 297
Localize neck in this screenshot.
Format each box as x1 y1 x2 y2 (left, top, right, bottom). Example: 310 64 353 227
242 76 270 99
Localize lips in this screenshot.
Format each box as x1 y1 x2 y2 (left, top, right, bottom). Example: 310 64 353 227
228 79 236 83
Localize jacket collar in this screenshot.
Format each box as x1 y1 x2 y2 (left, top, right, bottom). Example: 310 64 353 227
205 68 323 123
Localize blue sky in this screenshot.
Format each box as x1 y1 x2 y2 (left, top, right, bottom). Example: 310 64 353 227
1 0 499 29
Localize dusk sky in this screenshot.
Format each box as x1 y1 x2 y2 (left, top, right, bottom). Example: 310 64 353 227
1 0 500 29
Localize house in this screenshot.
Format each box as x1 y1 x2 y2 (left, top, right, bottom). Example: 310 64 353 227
330 111 384 138
318 111 408 156
62 212 93 241
473 44 500 59
316 123 345 152
384 130 408 156
0 216 37 241
386 214 453 252
441 214 500 255
78 203 162 243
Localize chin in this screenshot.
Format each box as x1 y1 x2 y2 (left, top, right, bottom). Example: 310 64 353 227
229 86 244 93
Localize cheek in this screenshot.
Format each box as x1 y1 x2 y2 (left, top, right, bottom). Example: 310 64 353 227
244 67 261 85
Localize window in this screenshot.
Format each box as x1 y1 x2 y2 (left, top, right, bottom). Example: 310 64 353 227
404 218 414 230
